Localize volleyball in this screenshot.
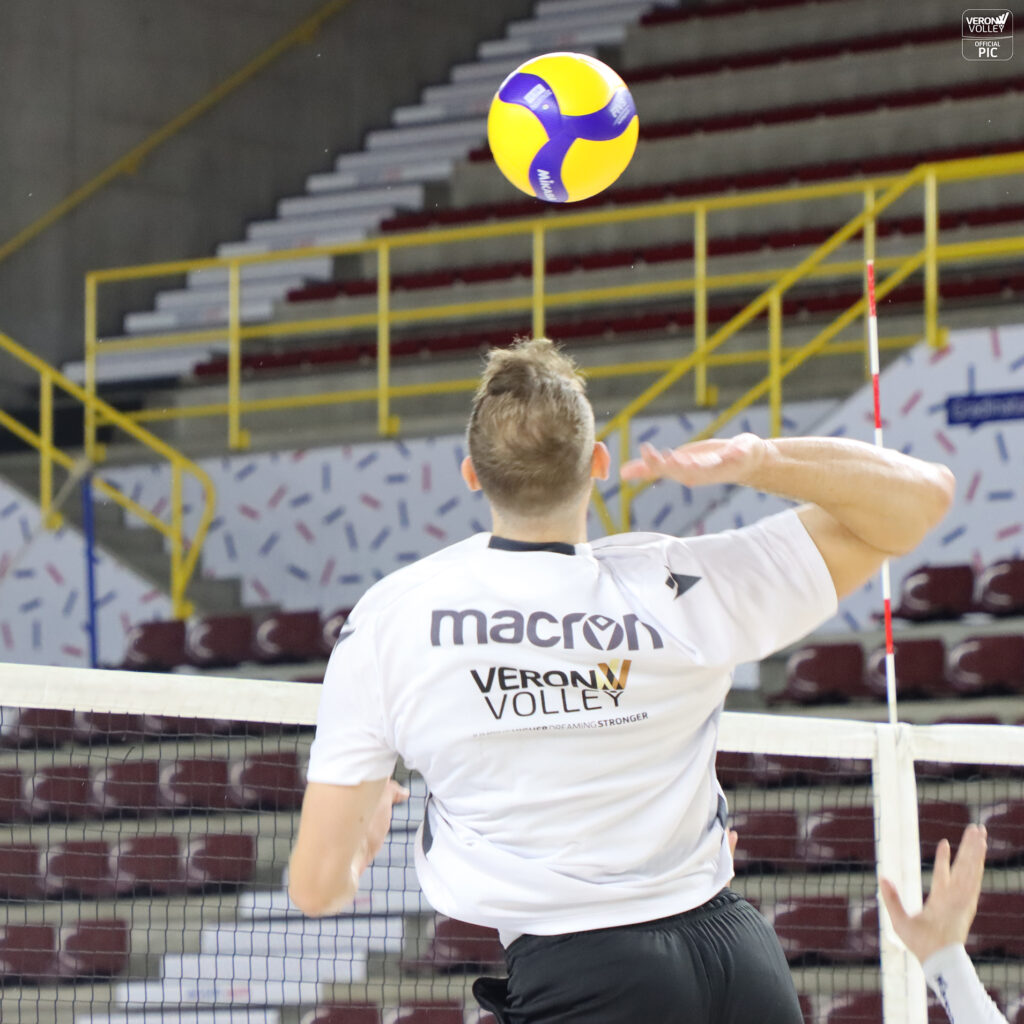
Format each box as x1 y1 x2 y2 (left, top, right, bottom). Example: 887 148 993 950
487 52 639 204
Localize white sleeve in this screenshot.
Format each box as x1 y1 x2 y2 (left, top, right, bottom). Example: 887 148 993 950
305 606 397 786
923 944 1009 1024
673 508 838 665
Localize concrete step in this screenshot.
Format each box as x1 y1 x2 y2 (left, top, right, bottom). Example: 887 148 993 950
479 21 628 60
216 227 368 259
79 1013 281 1024
506 2 652 39
281 182 424 219
160 951 368 984
125 301 273 335
310 158 457 193
247 208 389 243
115 977 320 1008
364 116 485 153
199 917 405 957
187 256 333 290
155 278 305 313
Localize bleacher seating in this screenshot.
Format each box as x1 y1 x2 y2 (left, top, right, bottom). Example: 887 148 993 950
977 559 1024 616
948 634 1024 696
0 920 129 982
894 564 977 622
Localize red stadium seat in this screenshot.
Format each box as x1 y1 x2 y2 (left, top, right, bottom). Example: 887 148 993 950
947 634 1024 696
43 840 121 899
917 802 972 863
977 559 1024 616
0 769 26 822
980 801 1024 864
57 919 129 977
114 836 185 894
393 1003 466 1024
968 892 1024 958
26 765 92 820
71 711 146 746
0 924 57 981
321 608 353 655
229 751 304 810
91 759 161 816
728 810 799 873
159 758 232 811
797 994 814 1024
184 833 256 887
122 620 188 670
403 918 504 974
715 750 757 788
846 900 880 963
0 844 43 900
1006 994 1024 1024
866 638 952 700
768 896 850 964
142 714 236 738
186 614 254 668
824 991 883 1024
777 643 868 704
303 1007 381 1024
895 564 975 621
802 805 875 868
0 708 74 748
254 610 323 662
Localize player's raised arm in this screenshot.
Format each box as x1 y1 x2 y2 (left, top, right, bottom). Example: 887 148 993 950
621 433 954 599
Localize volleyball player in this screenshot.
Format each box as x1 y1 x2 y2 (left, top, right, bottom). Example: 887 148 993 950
289 338 955 1023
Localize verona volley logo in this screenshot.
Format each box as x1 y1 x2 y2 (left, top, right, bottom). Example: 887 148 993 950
962 10 1013 60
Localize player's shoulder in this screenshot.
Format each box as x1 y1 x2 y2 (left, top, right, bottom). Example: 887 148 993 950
590 530 690 560
353 534 488 615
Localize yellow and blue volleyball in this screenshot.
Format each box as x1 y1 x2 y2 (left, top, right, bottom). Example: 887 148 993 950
487 52 639 204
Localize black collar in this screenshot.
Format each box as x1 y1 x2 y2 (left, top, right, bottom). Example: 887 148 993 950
488 536 577 556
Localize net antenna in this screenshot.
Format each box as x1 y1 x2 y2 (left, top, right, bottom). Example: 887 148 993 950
866 260 898 727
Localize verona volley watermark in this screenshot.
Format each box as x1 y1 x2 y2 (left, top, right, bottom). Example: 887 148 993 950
963 9 1013 60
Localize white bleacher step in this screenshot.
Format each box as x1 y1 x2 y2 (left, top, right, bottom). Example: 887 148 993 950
238 880 428 919
161 952 368 985
116 978 320 1008
334 138 471 174
312 158 457 193
247 209 388 243
280 183 424 219
365 117 485 152
450 54 589 84
200 917 405 957
537 0 664 15
422 78 499 110
124 300 273 335
188 256 333 289
506 3 652 39
62 347 219 385
479 24 627 60
155 278 304 312
216 229 367 258
79 1013 279 1024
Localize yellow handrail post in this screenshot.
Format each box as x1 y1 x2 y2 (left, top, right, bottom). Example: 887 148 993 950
924 169 940 348
532 225 546 338
694 205 711 406
169 462 186 618
377 242 399 436
226 261 249 449
84 274 98 462
39 374 58 529
863 187 877 379
619 418 631 532
768 291 783 437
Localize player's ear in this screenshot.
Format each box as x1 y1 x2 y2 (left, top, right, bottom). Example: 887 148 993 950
461 456 482 492
591 442 610 481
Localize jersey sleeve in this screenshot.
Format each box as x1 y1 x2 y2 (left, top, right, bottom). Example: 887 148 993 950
305 606 398 786
672 508 838 665
924 944 1009 1024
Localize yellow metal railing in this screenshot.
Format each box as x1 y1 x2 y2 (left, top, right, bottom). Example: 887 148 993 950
0 331 216 617
86 151 1024 462
0 0 351 270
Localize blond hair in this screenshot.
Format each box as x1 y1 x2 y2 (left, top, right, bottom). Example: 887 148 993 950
467 338 595 518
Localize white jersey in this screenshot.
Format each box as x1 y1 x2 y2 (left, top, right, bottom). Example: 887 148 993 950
925 945 1009 1024
306 508 836 937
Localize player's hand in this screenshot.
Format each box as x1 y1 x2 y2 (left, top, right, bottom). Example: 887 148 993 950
353 779 410 877
879 824 988 964
620 433 770 487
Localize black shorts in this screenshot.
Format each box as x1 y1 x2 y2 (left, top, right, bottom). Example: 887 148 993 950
472 889 803 1024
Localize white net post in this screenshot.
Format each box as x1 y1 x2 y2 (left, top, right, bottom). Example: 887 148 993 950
874 723 928 1024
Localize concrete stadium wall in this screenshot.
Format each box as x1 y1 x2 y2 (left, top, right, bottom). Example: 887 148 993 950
0 0 533 376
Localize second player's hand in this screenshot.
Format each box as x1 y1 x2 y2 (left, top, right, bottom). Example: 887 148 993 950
620 433 769 487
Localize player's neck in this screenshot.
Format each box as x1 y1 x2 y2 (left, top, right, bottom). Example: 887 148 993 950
489 506 589 545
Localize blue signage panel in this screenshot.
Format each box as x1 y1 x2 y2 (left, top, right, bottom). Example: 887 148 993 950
946 390 1024 427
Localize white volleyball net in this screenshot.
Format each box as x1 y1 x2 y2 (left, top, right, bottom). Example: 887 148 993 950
0 662 1021 1024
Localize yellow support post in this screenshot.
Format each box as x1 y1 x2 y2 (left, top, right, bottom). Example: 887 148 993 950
84 274 98 462
226 262 249 449
532 225 546 338
924 170 940 348
768 291 783 437
694 206 710 406
377 243 399 436
169 462 191 619
38 374 59 529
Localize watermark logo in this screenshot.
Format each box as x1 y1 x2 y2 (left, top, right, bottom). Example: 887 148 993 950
963 9 1013 60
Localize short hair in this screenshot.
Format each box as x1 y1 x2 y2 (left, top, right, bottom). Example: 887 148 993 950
467 338 595 518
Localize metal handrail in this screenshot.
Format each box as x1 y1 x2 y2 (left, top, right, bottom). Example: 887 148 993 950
0 331 216 617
